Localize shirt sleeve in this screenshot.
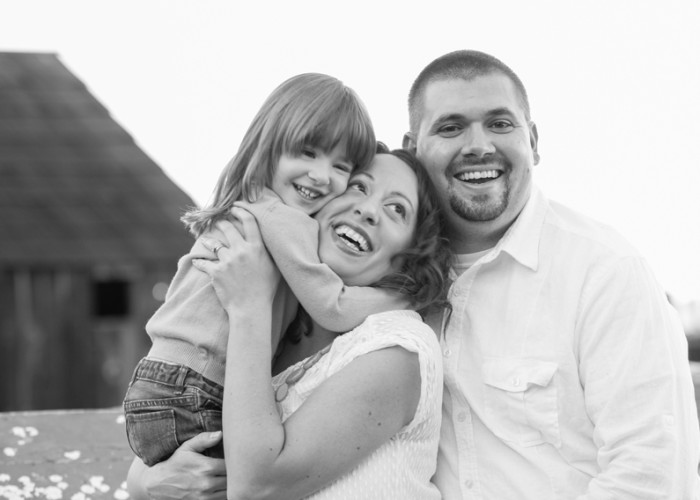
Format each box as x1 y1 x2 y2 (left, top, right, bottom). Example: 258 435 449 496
236 190 410 333
575 255 700 499
328 313 443 434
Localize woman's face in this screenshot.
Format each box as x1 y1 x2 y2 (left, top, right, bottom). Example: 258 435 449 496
315 154 419 286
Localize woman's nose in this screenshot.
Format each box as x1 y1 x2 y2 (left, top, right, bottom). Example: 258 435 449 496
354 202 378 225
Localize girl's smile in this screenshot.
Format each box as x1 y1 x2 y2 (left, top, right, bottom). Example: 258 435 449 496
273 143 354 215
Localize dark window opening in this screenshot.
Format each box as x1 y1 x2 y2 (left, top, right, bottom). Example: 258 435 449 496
93 279 130 317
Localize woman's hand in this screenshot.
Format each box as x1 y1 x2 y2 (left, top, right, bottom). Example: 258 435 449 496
194 207 281 314
126 432 226 500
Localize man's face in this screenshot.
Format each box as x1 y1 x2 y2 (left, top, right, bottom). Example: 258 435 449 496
406 73 539 252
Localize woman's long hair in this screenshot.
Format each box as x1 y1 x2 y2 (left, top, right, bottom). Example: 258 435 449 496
371 145 452 318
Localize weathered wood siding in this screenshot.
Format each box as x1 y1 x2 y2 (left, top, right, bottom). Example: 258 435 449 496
0 267 169 411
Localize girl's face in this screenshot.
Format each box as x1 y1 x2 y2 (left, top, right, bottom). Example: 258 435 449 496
272 143 354 215
315 154 419 286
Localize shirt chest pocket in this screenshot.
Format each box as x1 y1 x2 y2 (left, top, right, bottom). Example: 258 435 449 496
482 358 561 448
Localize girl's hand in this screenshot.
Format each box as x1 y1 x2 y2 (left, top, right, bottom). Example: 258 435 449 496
194 207 281 313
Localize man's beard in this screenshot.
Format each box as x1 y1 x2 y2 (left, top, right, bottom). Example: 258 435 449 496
445 156 511 222
447 186 509 221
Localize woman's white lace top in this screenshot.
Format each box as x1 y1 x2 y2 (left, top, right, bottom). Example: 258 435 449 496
271 310 443 499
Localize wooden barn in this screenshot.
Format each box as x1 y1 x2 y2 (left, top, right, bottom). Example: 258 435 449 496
0 52 196 411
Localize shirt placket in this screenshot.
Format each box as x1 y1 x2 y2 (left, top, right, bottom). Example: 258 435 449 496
444 270 483 499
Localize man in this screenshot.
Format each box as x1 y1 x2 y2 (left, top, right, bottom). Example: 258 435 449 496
403 49 700 498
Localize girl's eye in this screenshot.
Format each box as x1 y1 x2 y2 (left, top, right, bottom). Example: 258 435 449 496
302 148 316 159
334 163 353 174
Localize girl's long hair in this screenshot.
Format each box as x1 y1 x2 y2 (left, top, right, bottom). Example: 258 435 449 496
182 73 376 237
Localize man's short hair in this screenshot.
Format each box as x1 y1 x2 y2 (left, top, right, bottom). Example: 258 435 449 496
408 50 531 133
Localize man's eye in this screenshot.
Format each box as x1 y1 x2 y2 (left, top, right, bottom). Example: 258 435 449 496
490 120 514 132
437 124 462 137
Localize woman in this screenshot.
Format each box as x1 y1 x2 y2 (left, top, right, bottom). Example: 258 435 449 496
127 148 452 499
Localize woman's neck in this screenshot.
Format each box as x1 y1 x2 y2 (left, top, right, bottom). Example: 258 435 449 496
272 322 338 376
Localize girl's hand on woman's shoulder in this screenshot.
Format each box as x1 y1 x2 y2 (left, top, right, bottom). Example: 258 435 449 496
194 207 281 312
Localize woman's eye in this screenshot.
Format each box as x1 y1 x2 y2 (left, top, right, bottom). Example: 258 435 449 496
389 203 406 218
348 181 366 193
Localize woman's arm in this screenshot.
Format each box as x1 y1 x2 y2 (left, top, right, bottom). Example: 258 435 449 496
126 432 227 500
195 211 421 500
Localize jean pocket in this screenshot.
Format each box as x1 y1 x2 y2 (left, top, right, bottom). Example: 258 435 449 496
482 358 561 447
125 409 180 466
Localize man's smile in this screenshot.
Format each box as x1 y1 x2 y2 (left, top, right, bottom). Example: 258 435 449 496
455 169 502 184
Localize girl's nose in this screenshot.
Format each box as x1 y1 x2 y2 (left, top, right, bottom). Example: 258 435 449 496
308 166 330 185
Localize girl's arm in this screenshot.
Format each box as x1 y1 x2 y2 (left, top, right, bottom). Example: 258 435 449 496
236 192 410 332
195 213 421 500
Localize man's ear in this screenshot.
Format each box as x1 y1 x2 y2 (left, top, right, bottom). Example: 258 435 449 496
402 132 416 151
529 122 540 165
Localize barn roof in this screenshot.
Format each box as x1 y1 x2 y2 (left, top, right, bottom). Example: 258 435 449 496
0 52 196 267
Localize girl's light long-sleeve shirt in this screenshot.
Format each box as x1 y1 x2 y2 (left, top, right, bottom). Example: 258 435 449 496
237 189 410 332
146 193 408 385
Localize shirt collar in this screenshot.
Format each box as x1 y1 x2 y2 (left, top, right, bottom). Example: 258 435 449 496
484 187 548 272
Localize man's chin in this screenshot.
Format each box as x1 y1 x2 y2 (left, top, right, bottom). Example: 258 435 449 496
448 193 507 223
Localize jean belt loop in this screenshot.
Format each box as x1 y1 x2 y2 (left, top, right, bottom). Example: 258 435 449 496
174 364 189 395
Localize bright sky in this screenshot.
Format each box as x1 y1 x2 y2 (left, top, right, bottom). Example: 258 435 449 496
3 0 700 303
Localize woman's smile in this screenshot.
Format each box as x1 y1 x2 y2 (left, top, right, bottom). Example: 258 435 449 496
315 153 419 286
333 223 372 253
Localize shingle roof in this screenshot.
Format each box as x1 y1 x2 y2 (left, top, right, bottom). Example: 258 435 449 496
0 52 195 266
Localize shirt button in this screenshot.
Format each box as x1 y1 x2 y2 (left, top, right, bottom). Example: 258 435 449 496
443 349 452 357
465 480 473 489
512 377 521 387
198 347 208 359
457 412 467 422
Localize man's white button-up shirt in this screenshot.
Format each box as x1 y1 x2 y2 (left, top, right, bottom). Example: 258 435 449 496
431 188 700 499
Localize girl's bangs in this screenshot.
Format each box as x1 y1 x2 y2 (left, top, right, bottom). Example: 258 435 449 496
279 98 374 169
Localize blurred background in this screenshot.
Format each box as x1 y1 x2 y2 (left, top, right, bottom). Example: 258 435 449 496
1 0 699 411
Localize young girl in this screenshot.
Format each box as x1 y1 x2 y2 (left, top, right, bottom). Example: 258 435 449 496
123 74 409 466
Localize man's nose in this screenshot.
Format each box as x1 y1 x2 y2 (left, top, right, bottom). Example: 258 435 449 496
460 124 495 158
